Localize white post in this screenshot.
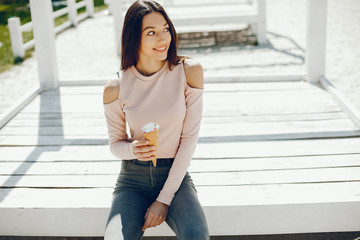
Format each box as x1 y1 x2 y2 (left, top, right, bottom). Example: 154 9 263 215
106 0 113 15
29 0 59 89
256 0 267 45
306 0 327 83
67 0 78 27
86 0 95 18
8 17 25 58
112 0 124 56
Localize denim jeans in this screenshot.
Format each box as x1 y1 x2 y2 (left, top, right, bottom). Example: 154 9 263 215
104 158 209 240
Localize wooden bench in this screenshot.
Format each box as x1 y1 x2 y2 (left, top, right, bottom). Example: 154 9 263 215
1 81 360 237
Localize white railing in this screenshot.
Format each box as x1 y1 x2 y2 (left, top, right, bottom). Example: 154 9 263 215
7 0 95 59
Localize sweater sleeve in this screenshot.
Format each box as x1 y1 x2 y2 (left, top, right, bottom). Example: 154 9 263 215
156 83 203 205
103 100 137 160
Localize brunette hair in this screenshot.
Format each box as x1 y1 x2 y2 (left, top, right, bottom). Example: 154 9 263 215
120 0 185 70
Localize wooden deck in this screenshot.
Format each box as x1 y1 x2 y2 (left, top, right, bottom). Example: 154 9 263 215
1 80 360 236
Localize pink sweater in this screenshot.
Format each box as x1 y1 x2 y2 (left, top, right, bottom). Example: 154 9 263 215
103 60 203 205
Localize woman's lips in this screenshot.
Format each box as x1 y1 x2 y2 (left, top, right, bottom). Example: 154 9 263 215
153 46 167 53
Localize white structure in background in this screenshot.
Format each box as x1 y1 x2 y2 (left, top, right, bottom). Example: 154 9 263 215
29 0 59 90
7 0 95 59
110 0 266 55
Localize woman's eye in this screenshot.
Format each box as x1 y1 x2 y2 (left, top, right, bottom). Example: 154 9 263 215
164 28 169 32
148 31 155 36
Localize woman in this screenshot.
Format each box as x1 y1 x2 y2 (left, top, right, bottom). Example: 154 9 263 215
103 1 209 239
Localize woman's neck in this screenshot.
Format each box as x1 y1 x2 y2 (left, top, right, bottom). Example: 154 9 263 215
135 58 166 76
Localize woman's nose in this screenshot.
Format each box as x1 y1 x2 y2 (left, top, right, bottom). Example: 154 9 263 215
158 33 168 43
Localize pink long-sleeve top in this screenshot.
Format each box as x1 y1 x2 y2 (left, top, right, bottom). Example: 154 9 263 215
103 60 203 206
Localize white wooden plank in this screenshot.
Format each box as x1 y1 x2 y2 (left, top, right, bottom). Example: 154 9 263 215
201 112 348 123
203 94 338 108
11 110 348 121
194 138 360 159
1 138 360 162
20 93 337 112
1 119 356 137
0 145 116 162
204 81 319 92
1 167 359 188
321 76 360 128
3 117 106 129
39 82 320 94
0 126 108 135
203 106 343 116
3 118 107 127
38 89 335 103
2 131 360 146
0 135 107 146
1 182 360 208
0 85 42 129
199 119 358 135
15 89 342 117
1 154 360 175
17 102 343 118
1 184 360 237
1 201 358 236
2 112 358 144
1 186 359 236
11 112 103 119
41 85 103 95
0 112 349 135
13 104 345 117
43 82 317 95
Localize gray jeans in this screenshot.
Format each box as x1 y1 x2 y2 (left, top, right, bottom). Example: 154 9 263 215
104 158 209 240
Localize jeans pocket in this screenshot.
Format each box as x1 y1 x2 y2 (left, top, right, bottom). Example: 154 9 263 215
122 160 130 170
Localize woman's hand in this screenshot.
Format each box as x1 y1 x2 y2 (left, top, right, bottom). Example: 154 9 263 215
142 201 169 231
132 140 156 161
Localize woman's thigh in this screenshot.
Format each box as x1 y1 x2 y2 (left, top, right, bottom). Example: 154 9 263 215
105 190 151 240
166 174 209 240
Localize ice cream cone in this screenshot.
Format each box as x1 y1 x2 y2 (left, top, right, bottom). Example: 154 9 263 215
142 122 160 167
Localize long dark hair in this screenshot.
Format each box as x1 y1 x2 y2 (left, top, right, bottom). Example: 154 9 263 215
120 0 185 70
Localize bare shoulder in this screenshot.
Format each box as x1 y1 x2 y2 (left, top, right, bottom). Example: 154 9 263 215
103 79 119 104
184 58 204 89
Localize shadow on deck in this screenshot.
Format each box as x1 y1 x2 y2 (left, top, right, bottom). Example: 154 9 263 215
0 80 360 236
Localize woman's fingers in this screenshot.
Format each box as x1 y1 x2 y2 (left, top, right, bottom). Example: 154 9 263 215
135 146 156 153
132 140 156 161
133 140 149 147
142 212 164 231
142 201 168 231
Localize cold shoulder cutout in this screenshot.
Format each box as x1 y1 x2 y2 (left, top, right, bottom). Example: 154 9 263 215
184 58 204 89
103 79 120 104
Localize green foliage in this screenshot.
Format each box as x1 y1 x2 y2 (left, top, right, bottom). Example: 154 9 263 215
0 24 15 72
0 1 31 25
0 0 107 73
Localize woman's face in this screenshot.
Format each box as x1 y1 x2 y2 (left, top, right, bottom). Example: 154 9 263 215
138 11 172 62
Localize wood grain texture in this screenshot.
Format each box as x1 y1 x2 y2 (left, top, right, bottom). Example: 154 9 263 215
0 82 360 236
